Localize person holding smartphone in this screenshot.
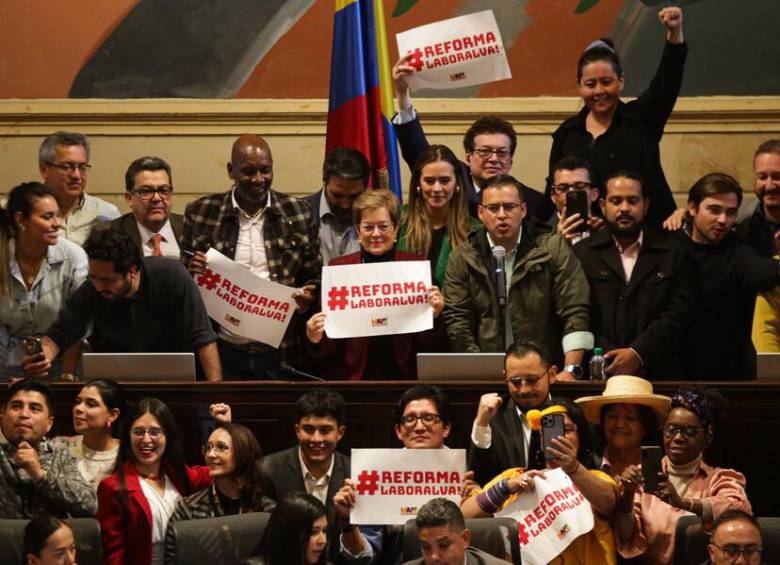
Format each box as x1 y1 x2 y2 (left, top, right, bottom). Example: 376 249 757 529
548 156 604 244
461 400 618 564
613 387 752 565
0 182 87 381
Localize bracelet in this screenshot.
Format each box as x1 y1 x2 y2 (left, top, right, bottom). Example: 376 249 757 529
687 498 695 513
476 478 511 515
565 461 580 476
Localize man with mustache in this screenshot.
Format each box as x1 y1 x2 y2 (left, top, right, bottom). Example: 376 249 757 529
180 134 321 379
103 156 183 258
304 147 370 265
573 171 697 377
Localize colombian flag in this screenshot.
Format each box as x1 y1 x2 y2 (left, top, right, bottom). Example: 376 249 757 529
327 0 402 199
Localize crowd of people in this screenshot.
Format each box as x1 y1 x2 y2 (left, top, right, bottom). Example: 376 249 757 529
0 363 764 565
0 4 777 564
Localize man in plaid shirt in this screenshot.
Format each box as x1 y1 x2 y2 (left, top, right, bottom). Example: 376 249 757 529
181 134 321 378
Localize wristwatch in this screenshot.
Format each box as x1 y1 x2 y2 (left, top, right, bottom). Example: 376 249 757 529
563 364 583 378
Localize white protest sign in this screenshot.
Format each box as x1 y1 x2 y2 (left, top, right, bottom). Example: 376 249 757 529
396 10 511 91
194 249 296 348
496 468 594 565
350 449 466 525
322 261 432 338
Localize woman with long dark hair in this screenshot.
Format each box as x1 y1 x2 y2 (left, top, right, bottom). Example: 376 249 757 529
397 144 475 287
245 492 329 565
96 398 217 565
546 6 686 229
0 181 87 380
51 378 126 491
23 514 78 565
163 422 275 564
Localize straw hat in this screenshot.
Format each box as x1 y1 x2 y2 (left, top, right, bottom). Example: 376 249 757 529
575 375 671 425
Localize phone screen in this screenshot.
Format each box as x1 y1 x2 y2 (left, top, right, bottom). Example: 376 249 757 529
25 336 42 356
565 190 590 233
641 446 663 493
542 413 565 461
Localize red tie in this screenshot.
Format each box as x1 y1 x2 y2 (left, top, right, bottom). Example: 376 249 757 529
150 234 163 257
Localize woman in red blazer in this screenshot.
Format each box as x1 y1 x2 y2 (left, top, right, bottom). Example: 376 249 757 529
306 190 447 380
97 398 218 565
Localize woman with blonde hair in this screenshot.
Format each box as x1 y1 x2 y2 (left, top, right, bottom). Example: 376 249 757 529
398 144 475 287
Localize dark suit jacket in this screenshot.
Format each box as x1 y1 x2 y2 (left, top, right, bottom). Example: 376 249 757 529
107 212 184 253
402 546 507 565
303 189 323 228
393 116 545 219
259 446 349 564
573 227 697 378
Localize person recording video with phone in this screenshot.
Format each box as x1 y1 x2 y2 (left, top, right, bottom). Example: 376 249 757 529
613 387 752 565
548 156 604 244
0 182 87 381
461 399 618 564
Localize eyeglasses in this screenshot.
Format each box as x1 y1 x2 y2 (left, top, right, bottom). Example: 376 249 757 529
131 427 165 439
202 441 231 455
551 181 593 194
662 424 703 439
45 161 92 174
708 543 762 561
359 223 393 234
472 148 511 161
506 366 552 387
400 413 443 428
480 202 522 215
132 186 173 200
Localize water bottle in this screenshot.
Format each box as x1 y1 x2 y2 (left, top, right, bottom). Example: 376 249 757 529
589 347 607 381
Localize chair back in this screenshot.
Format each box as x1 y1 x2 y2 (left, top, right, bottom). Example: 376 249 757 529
172 512 271 565
0 518 102 565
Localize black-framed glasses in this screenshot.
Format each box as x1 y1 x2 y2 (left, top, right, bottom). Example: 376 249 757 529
400 413 443 428
507 366 552 387
480 202 522 215
202 441 231 455
662 424 703 439
708 542 762 561
45 161 92 174
132 186 173 200
471 147 511 161
551 181 593 194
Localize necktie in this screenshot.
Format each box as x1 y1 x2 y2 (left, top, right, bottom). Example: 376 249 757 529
528 429 545 470
150 233 164 257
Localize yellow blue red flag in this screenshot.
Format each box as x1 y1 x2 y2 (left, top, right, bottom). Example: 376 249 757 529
327 0 402 199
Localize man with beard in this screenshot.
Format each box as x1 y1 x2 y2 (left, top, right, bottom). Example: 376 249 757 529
181 134 320 379
573 171 696 377
304 147 370 265
676 173 780 379
738 139 780 257
23 228 221 381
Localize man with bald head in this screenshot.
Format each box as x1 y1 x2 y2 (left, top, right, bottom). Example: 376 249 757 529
181 134 321 378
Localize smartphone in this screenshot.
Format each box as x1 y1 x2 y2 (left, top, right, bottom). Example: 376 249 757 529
565 190 590 233
24 336 42 356
542 413 566 461
641 446 664 494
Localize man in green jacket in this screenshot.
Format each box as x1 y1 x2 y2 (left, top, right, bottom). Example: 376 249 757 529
442 175 593 381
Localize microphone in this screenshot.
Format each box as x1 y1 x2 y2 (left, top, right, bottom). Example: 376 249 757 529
492 245 507 306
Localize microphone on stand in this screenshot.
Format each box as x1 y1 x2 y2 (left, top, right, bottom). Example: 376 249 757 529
492 245 507 306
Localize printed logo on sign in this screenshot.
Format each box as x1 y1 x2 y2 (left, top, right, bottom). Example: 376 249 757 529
556 524 571 540
371 317 388 327
406 31 501 71
449 72 466 81
353 469 461 496
326 282 428 311
224 313 241 327
400 506 417 516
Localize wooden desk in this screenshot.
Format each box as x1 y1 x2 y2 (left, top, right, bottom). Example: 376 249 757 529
48 380 780 516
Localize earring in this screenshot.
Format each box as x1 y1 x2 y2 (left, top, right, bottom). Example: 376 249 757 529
455 186 460 193
416 186 421 194
17 224 25 232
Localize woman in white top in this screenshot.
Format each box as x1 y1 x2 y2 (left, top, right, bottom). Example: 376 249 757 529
51 378 126 490
0 182 87 380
